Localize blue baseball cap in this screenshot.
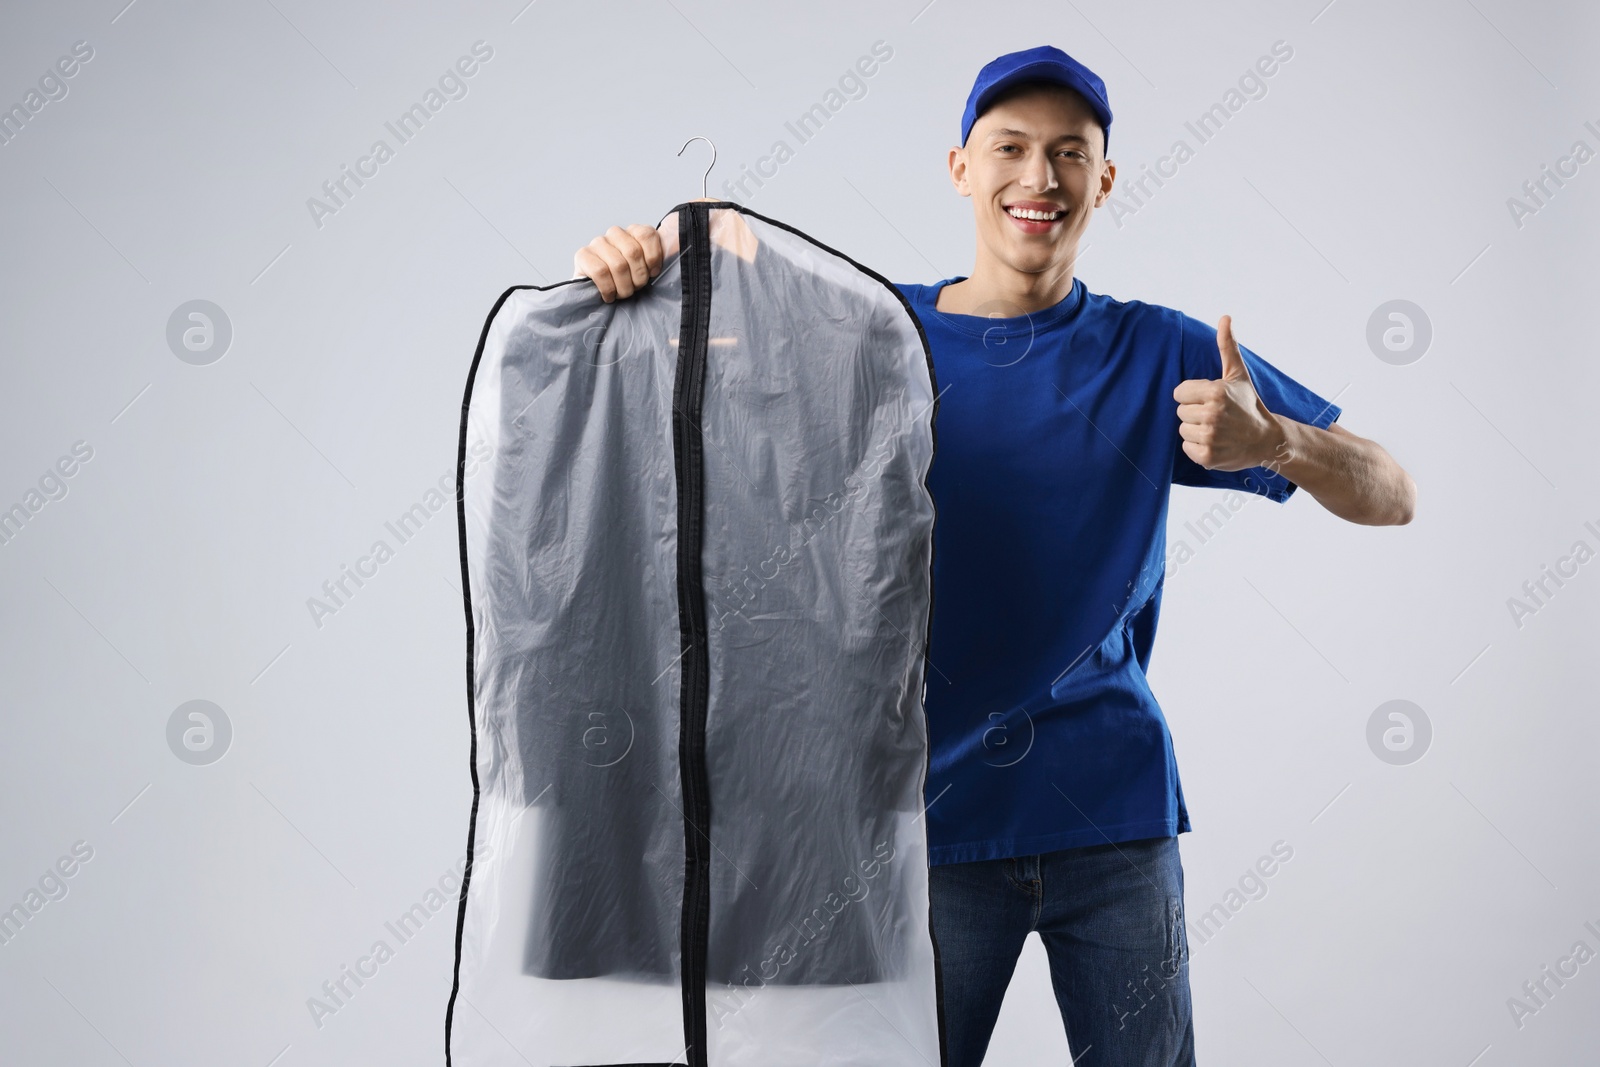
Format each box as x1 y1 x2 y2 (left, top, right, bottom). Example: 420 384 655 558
960 45 1112 153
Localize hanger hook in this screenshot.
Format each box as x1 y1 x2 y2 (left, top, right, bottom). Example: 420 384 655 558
677 135 716 200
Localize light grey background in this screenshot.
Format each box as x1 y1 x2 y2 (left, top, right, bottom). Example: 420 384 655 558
1 1 1595 1064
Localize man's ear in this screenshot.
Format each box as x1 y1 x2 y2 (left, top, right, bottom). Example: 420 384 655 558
948 146 970 196
1093 159 1116 207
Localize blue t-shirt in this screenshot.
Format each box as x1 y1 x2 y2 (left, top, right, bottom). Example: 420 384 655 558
895 275 1343 866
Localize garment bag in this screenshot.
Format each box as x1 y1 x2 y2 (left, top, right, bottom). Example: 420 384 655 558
447 201 945 1067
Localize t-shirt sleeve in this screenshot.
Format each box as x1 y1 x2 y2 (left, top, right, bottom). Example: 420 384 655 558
1172 313 1343 503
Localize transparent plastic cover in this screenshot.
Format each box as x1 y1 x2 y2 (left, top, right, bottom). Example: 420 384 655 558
449 204 942 1067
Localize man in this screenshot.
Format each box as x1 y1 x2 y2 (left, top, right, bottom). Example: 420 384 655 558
573 45 1415 1067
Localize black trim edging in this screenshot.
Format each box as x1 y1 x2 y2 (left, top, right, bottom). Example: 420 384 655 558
445 275 583 1066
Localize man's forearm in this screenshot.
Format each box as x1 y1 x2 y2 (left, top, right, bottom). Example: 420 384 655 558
1266 417 1416 526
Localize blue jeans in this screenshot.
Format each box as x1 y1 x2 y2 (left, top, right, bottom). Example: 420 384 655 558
928 836 1195 1066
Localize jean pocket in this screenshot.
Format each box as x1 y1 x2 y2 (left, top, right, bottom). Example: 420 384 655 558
1162 894 1188 979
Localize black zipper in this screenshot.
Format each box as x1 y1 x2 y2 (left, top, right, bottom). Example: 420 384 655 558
671 201 714 1067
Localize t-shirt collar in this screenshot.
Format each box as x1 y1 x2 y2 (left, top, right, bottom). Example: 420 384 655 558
921 275 1085 338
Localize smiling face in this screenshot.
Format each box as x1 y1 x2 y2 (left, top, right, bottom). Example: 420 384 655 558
949 81 1116 278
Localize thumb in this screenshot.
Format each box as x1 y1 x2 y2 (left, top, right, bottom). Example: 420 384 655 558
1217 314 1251 382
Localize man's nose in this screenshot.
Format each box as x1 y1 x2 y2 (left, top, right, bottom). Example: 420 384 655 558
1020 151 1058 191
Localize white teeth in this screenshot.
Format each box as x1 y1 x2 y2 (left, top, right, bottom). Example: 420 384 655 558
1006 206 1063 221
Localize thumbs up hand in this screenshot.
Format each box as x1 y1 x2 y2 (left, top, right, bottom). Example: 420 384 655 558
1172 315 1287 472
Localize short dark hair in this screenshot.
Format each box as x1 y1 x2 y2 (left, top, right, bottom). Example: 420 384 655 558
974 76 1107 156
